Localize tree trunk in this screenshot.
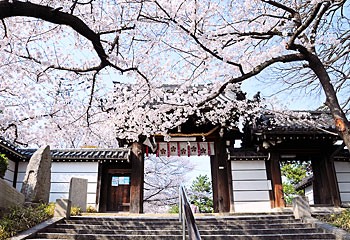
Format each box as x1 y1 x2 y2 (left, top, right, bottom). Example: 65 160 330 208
305 52 350 152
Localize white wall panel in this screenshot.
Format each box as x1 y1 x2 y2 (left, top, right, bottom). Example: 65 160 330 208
234 201 271 212
49 193 96 205
16 161 98 207
16 183 22 192
231 160 271 212
334 162 350 173
50 182 97 193
232 170 267 181
87 194 97 205
340 193 350 202
233 180 271 191
51 173 97 183
231 161 266 170
338 183 350 193
51 162 98 173
7 159 16 171
4 170 14 183
234 191 270 201
18 162 28 172
335 161 350 204
305 186 314 205
336 173 350 183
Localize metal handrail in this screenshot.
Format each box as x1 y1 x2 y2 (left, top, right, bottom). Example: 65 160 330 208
179 185 201 240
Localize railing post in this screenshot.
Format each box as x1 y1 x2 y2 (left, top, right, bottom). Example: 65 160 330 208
179 186 182 222
182 203 186 240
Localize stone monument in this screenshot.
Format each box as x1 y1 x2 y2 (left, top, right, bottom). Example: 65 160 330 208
69 177 88 211
21 145 52 203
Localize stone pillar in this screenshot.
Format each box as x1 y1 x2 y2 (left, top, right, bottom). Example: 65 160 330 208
21 145 52 203
292 195 311 219
130 142 144 213
54 199 71 219
69 177 88 211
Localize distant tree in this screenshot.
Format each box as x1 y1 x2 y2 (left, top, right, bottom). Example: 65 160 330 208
280 161 312 205
189 174 213 213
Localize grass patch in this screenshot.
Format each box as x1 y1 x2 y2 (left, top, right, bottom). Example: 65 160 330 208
0 203 54 240
316 209 350 232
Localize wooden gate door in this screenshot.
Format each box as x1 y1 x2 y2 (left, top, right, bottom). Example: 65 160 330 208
107 170 131 212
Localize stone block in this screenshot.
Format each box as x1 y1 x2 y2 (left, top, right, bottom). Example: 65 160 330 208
54 199 71 219
292 195 311 219
69 177 88 211
0 178 25 215
21 145 52 203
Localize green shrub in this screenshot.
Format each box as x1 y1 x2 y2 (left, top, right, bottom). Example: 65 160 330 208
168 205 179 213
86 205 97 213
0 153 8 179
45 202 56 216
0 203 54 240
70 206 82 216
317 209 350 232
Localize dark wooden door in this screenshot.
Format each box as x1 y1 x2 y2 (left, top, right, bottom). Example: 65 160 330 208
107 173 131 211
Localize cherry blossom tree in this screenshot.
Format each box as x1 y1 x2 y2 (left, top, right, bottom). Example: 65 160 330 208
0 0 349 150
143 155 194 213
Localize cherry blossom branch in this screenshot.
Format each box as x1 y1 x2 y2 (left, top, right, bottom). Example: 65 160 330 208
287 3 323 48
153 1 245 74
0 1 108 65
198 53 305 107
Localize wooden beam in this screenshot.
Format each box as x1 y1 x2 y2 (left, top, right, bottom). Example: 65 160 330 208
269 152 285 208
130 142 144 213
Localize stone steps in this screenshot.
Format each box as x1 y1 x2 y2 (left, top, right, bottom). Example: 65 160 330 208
54 222 314 230
28 213 336 239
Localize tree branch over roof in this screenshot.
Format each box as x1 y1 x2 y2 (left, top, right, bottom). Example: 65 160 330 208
198 53 306 107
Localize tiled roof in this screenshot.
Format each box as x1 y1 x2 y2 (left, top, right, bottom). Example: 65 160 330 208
0 137 130 161
253 111 335 134
294 175 313 191
0 137 26 159
227 147 268 161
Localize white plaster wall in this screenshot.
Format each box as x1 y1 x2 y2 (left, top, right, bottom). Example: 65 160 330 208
231 160 271 212
334 161 350 203
3 157 16 186
305 185 314 205
17 162 98 206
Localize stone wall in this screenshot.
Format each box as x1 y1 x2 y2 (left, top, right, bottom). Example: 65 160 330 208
0 178 24 215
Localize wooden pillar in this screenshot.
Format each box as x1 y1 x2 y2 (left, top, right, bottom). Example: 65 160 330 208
13 160 19 188
227 160 235 212
269 152 285 208
312 153 341 206
210 138 230 213
96 163 103 212
130 142 144 213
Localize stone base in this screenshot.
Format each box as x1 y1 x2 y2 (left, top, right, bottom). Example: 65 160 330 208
292 196 311 219
54 199 72 219
0 178 25 216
